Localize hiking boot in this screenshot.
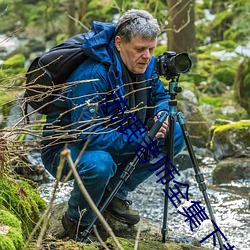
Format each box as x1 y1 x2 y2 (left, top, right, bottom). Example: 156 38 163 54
61 213 97 243
105 196 140 225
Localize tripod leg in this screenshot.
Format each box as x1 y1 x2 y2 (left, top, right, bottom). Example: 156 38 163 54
162 114 175 243
177 112 224 249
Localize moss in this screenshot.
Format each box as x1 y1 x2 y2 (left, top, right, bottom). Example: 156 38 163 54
0 235 16 250
209 120 250 151
106 237 209 250
199 95 224 107
212 120 250 133
0 209 21 229
235 57 250 116
7 228 24 249
1 54 25 69
213 67 235 86
0 209 24 249
0 175 47 239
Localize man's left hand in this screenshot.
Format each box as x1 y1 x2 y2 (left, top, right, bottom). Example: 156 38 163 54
154 112 169 139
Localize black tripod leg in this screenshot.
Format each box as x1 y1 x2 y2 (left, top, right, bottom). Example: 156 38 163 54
177 112 224 249
162 114 175 243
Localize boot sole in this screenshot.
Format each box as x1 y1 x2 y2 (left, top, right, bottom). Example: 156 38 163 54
105 210 140 225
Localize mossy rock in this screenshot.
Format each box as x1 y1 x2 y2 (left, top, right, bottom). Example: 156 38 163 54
0 174 47 239
209 120 250 160
199 92 248 122
0 209 24 250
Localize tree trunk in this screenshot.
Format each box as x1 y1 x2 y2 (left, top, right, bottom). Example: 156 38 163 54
167 0 196 63
67 0 76 36
78 0 88 20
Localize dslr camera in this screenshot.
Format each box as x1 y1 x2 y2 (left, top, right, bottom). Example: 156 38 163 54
156 51 192 79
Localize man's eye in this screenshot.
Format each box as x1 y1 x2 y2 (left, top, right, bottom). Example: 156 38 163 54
136 48 144 52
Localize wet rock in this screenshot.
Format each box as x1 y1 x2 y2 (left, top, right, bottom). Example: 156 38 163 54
213 157 250 184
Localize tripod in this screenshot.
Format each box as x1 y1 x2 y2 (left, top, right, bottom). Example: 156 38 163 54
161 76 224 249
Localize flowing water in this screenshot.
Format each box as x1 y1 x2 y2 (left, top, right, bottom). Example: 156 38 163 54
38 156 250 250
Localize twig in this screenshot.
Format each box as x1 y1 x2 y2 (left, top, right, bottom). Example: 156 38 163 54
93 225 110 250
68 14 89 31
61 148 124 250
134 220 142 250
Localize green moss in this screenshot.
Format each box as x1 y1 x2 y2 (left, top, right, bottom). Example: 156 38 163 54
7 228 24 249
209 120 250 150
0 209 24 249
199 95 224 107
213 67 235 86
106 237 206 250
0 235 16 250
0 175 47 239
213 120 250 133
1 54 25 69
0 209 21 229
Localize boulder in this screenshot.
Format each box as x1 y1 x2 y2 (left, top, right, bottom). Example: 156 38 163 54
179 100 211 148
209 120 250 160
213 157 250 184
176 82 211 148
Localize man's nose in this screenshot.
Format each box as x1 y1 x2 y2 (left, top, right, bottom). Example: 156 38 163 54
142 49 151 59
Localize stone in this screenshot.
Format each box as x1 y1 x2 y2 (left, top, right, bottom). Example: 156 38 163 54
209 120 250 160
213 157 250 184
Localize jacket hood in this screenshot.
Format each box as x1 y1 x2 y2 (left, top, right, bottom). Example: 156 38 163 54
82 21 116 65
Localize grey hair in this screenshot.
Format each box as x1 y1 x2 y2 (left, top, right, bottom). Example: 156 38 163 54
115 9 160 43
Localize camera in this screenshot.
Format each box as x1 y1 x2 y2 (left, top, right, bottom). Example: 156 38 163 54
156 51 192 79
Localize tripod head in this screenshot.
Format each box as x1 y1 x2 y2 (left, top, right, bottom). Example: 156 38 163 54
168 76 182 100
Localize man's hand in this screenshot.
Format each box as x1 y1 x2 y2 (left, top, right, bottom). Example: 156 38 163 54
154 111 169 139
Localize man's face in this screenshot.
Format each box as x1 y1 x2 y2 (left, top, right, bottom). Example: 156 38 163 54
115 35 157 74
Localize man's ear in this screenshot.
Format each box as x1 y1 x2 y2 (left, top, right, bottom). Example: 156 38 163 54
115 36 122 51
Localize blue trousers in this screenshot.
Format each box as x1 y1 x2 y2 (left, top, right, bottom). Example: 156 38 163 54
41 122 185 226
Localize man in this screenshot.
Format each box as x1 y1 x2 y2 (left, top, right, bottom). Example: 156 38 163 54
41 9 185 241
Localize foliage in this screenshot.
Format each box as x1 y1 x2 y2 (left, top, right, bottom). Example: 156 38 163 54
234 57 250 115
197 0 250 46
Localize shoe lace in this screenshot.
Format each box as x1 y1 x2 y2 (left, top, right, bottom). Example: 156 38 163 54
123 199 132 209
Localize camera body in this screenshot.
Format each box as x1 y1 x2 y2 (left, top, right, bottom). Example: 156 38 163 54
156 51 192 79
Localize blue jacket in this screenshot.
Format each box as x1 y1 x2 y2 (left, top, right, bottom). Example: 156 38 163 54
44 21 170 156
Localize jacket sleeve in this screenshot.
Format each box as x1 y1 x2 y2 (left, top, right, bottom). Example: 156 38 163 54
65 61 145 155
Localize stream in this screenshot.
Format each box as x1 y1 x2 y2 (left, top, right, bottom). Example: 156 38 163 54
38 154 250 250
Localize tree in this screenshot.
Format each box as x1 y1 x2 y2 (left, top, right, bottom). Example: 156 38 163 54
166 0 196 62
